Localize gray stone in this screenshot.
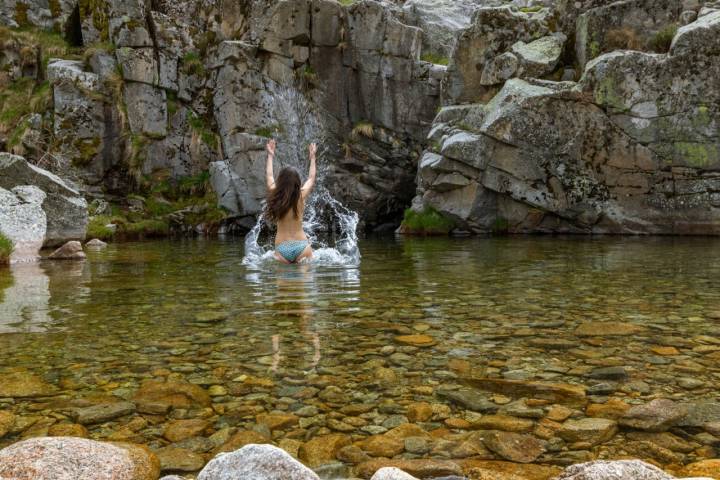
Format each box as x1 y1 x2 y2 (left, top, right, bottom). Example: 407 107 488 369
197 444 319 480
371 467 420 480
558 418 618 446
511 34 565 78
123 83 168 137
482 430 544 463
0 186 46 263
620 399 688 432
554 459 710 480
70 402 136 424
0 154 88 247
480 52 519 86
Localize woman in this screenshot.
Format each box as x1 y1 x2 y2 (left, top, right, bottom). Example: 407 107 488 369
264 139 317 264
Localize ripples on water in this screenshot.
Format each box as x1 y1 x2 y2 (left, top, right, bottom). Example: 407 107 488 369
1 236 720 462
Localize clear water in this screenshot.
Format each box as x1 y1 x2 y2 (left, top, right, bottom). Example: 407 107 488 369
1 236 720 471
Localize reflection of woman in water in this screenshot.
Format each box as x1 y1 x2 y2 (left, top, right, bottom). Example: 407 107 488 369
264 139 317 264
270 264 321 373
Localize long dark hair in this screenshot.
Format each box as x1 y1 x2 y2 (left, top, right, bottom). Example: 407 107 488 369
265 166 302 222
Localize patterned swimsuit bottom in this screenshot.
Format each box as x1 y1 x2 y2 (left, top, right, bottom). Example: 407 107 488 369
276 240 309 263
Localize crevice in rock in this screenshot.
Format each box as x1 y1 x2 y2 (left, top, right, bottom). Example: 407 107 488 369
64 4 83 48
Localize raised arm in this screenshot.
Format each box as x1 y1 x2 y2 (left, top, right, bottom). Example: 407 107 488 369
266 139 276 191
302 143 317 198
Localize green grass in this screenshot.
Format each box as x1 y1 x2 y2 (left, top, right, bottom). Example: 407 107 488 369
87 215 117 240
420 52 449 66
181 51 206 76
352 120 374 139
519 6 543 13
187 111 218 148
338 0 354 5
123 219 169 237
648 24 678 53
0 232 14 265
401 207 454 235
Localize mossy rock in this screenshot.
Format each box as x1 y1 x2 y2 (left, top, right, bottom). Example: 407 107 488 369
400 207 454 235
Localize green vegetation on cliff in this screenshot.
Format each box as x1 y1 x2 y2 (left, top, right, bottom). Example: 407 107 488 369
401 207 454 235
0 233 13 265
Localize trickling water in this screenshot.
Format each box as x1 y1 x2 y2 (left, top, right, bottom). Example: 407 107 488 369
243 86 360 266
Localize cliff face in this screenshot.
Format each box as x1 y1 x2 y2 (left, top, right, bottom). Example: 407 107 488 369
0 0 719 235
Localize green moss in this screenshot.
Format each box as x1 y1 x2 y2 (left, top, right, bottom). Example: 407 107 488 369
589 40 600 59
0 232 13 265
72 137 101 165
648 24 677 53
674 142 720 168
420 52 449 66
401 207 454 235
167 90 178 117
123 219 169 237
519 6 542 13
338 0 354 5
87 215 116 240
594 75 627 112
255 125 282 138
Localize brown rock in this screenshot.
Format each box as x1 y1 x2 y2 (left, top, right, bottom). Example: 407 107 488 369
471 415 534 433
256 413 299 430
355 459 463 479
0 411 16 438
558 418 617 446
679 459 720 479
585 398 630 419
626 431 698 453
163 419 208 442
651 346 680 355
0 372 57 398
213 429 270 455
459 459 562 480
156 446 205 472
48 241 86 260
278 438 303 458
336 444 371 464
460 378 585 405
546 405 573 422
112 442 161 480
298 433 351 467
574 322 646 336
406 402 433 423
624 440 682 464
47 423 88 437
394 335 436 347
482 431 545 463
133 380 211 410
358 435 405 457
384 423 430 440
445 417 472 429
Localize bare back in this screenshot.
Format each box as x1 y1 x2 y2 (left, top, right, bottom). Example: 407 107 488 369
274 196 307 245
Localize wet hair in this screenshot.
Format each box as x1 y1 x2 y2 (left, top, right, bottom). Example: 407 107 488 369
265 166 302 222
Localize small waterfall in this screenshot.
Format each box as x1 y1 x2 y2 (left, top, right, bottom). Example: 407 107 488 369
242 86 360 266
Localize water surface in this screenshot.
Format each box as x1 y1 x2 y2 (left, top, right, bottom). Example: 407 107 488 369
1 236 719 469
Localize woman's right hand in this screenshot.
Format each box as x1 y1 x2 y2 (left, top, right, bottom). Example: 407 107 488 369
308 143 317 160
266 139 276 156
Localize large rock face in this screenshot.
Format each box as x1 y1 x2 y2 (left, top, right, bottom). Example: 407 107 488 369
414 11 720 235
0 154 88 246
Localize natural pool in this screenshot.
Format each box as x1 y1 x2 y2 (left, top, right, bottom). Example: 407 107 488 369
1 236 719 478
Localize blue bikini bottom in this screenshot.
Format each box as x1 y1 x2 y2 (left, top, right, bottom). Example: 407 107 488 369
276 240 309 263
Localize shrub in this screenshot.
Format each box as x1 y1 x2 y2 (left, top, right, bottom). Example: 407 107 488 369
605 27 643 52
124 219 170 237
352 121 374 139
0 232 13 265
401 207 454 235
648 24 678 53
181 51 205 76
420 52 449 66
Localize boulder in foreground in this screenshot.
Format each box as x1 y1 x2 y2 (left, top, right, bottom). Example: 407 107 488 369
0 437 160 480
197 443 319 480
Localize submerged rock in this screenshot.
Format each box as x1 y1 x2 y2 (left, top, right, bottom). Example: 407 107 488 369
620 399 688 432
555 459 713 480
0 371 57 398
0 437 160 480
198 444 319 480
48 241 86 260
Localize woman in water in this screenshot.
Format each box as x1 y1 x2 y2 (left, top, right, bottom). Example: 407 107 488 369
265 139 317 264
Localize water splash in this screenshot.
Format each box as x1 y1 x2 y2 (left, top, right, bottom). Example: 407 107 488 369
242 86 360 266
